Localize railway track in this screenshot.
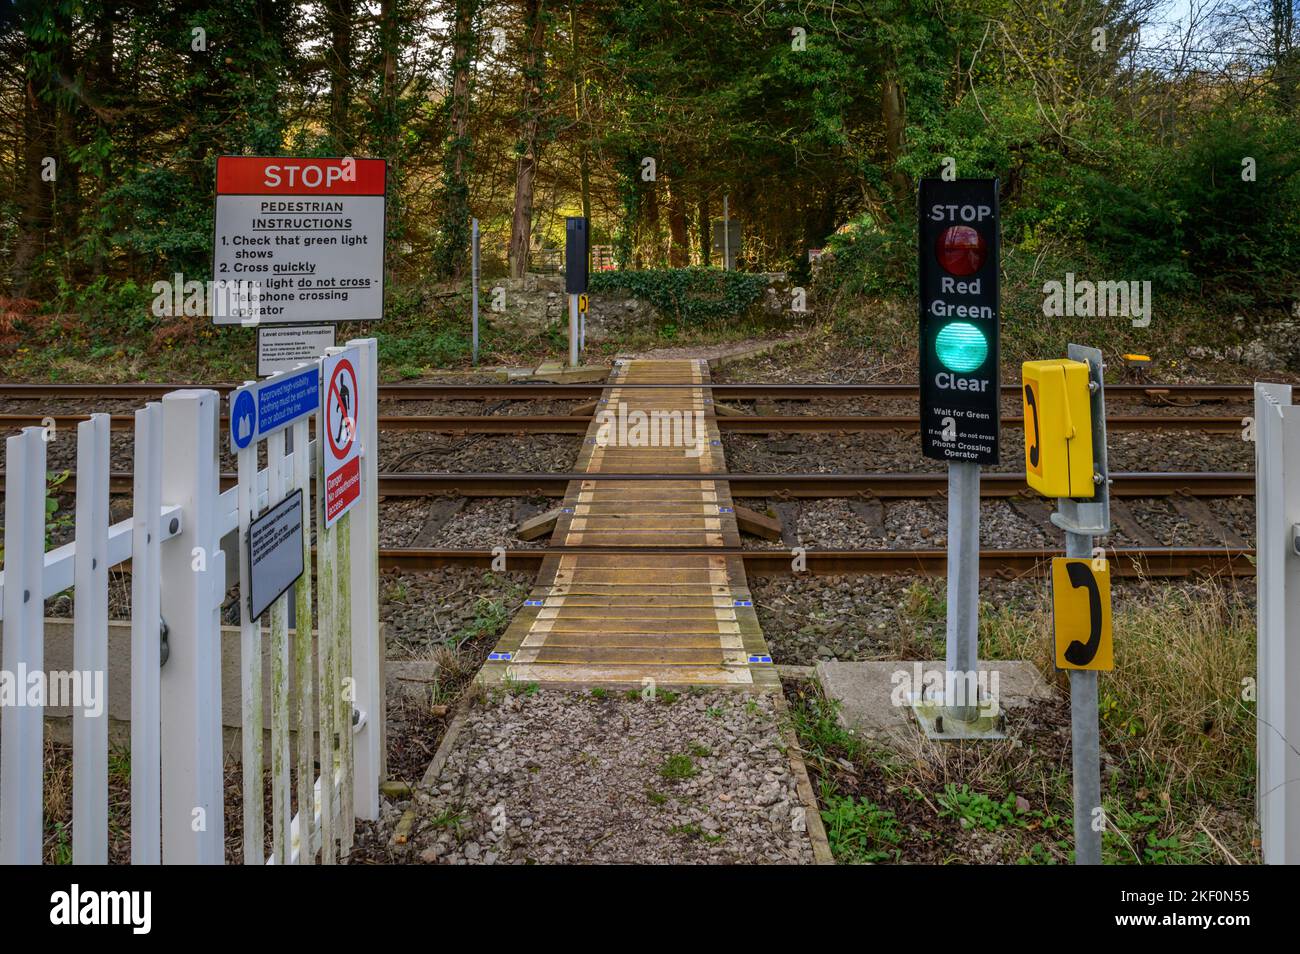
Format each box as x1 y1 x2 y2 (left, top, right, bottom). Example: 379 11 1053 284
0 381 1256 403
0 412 1252 434
0 376 1259 585
4 470 1254 498
376 545 1255 578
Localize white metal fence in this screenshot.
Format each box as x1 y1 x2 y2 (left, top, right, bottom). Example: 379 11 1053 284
0 337 383 864
1254 382 1300 865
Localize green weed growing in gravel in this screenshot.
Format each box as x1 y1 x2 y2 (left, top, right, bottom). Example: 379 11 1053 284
689 743 712 759
590 687 608 700
644 788 669 806
659 753 697 781
382 579 410 603
658 690 680 705
427 809 466 833
499 674 538 697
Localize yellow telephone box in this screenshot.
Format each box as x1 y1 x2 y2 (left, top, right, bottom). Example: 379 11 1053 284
1021 359 1095 498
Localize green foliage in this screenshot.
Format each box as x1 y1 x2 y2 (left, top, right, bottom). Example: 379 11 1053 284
820 792 904 863
590 268 766 324
658 753 697 781
51 276 156 338
378 322 471 374
936 784 1026 831
820 213 917 297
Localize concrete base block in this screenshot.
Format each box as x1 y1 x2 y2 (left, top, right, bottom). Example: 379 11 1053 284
815 660 1055 747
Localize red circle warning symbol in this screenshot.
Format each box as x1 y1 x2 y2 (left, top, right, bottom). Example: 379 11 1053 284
322 349 363 527
326 358 358 460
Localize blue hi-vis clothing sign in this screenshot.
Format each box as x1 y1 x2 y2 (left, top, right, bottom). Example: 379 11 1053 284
230 365 319 451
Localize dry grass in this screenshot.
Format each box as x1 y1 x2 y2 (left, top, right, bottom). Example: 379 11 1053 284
982 576 1255 801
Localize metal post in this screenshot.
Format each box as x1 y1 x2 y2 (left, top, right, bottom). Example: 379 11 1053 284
1052 343 1110 866
1066 531 1102 865
568 293 580 367
471 218 480 366
722 195 730 271
944 460 980 723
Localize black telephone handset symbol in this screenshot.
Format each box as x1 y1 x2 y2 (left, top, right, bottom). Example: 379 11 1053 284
1063 561 1102 666
1024 384 1040 469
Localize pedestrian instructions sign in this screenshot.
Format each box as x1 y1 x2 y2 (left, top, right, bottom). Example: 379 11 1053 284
1051 557 1113 671
213 156 386 325
229 364 320 452
322 347 362 526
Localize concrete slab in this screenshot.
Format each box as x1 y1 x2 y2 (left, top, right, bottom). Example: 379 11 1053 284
815 660 1055 746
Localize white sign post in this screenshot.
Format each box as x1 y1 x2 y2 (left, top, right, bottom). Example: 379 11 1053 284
213 156 386 325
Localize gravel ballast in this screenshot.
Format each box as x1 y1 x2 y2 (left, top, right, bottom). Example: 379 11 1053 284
395 689 815 864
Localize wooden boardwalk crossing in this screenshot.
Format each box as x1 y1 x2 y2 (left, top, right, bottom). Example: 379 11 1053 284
481 359 779 689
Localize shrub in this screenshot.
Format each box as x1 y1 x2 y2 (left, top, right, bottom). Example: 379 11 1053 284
589 267 767 324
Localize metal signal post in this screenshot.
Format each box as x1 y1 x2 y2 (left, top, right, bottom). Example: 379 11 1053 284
915 178 1002 738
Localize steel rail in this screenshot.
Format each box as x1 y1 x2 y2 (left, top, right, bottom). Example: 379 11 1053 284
0 412 1250 434
376 545 1255 577
9 470 1253 498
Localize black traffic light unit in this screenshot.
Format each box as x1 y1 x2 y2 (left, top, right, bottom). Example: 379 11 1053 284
565 216 589 294
918 178 1001 465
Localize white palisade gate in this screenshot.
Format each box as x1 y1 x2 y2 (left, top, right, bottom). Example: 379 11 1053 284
1254 382 1300 865
0 337 383 865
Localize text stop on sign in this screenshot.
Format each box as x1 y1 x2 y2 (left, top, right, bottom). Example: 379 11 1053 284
322 347 362 527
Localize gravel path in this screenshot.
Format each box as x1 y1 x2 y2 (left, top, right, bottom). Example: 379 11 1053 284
390 689 814 864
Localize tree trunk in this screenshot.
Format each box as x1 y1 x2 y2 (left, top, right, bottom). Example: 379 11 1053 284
881 67 909 214
508 0 546 279
642 174 660 266
697 193 710 266
667 177 688 267
379 0 399 157
10 25 56 296
437 0 478 279
570 1 591 222
85 0 116 274
325 0 355 153
52 3 81 264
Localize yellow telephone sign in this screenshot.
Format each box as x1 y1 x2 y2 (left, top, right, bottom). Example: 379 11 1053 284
1051 558 1112 671
1021 359 1095 498
578 293 589 313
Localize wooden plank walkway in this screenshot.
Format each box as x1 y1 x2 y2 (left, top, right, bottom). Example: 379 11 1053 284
481 359 779 690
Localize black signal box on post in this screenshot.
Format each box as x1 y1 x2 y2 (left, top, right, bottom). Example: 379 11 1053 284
918 178 1001 465
565 217 589 294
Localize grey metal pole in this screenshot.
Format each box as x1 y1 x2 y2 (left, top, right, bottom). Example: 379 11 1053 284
471 218 480 367
1066 528 1103 865
723 195 730 271
568 293 579 368
944 460 980 722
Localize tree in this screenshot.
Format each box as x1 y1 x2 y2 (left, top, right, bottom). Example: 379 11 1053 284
508 0 548 278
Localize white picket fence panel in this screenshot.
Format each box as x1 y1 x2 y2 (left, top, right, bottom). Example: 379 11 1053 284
0 337 383 865
1255 382 1300 865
